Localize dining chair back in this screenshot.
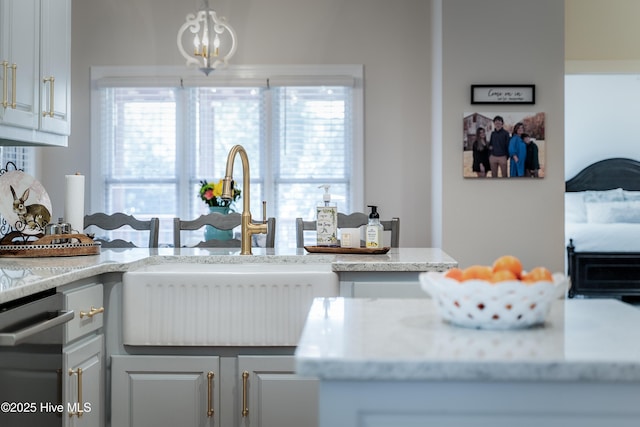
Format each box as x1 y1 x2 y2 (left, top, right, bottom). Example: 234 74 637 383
84 212 160 248
173 212 276 248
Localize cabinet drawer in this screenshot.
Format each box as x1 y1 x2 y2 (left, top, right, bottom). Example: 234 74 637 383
64 283 104 343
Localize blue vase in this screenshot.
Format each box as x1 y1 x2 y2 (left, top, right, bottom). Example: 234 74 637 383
204 206 234 241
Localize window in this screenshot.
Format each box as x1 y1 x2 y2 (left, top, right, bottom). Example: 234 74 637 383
91 66 363 247
0 147 34 174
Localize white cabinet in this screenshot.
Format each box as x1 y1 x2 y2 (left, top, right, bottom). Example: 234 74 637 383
111 354 318 427
111 355 220 427
39 0 71 135
339 271 428 298
64 335 104 427
0 0 39 129
317 380 640 427
0 0 70 145
62 281 105 427
238 355 318 427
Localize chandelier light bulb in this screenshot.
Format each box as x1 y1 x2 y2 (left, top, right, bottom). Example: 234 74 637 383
213 34 220 57
193 34 201 55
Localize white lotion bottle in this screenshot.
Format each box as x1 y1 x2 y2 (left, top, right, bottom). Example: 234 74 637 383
365 205 383 248
316 185 338 247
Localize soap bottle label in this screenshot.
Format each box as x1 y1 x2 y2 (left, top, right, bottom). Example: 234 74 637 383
366 225 381 248
317 206 338 246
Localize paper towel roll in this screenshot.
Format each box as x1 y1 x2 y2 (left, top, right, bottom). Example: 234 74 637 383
65 174 85 233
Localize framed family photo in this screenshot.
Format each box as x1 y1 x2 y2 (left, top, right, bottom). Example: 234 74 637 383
463 112 546 179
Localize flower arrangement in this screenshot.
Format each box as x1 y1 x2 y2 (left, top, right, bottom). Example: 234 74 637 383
199 179 241 208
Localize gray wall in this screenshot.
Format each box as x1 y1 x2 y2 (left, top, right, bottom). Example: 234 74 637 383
435 0 565 271
39 0 432 248
38 0 565 272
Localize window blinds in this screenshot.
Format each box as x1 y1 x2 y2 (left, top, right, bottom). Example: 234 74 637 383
94 66 360 247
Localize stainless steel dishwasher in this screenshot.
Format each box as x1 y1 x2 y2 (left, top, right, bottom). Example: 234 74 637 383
0 289 74 427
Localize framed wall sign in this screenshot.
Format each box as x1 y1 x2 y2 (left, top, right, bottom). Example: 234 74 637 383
471 85 535 105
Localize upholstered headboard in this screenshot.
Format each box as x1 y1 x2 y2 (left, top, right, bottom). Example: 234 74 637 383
565 158 640 192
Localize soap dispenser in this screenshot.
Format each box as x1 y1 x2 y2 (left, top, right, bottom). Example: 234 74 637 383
365 205 383 248
316 185 338 247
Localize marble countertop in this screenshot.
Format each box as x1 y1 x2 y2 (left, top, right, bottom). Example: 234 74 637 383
295 298 640 382
0 247 456 304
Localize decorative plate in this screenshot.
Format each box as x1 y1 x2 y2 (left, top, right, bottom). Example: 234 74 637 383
0 170 53 235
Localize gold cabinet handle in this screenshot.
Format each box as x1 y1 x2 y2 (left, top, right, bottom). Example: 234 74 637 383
68 368 83 418
79 306 104 319
10 64 16 109
241 371 249 417
42 76 55 117
1 61 7 108
207 371 214 417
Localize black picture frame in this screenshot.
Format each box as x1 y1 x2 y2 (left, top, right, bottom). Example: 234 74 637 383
471 85 535 105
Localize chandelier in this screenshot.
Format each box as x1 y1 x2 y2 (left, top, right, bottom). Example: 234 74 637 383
177 0 237 76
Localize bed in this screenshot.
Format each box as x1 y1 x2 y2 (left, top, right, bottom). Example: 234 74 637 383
565 157 640 300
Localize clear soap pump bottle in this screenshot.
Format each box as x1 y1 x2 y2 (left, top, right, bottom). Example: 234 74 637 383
316 185 338 247
366 205 383 248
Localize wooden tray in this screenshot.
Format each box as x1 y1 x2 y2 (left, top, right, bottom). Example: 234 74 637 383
304 246 390 255
0 233 100 258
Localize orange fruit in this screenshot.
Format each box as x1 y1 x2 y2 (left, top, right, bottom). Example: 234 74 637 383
492 255 523 279
522 266 553 284
489 269 517 284
461 265 493 281
444 268 463 282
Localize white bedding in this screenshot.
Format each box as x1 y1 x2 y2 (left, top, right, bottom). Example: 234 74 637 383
565 189 640 252
565 222 640 252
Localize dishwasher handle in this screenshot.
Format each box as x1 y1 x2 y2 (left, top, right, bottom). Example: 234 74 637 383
0 310 74 346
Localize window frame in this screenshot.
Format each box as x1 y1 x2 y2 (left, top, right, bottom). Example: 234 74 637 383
90 65 363 247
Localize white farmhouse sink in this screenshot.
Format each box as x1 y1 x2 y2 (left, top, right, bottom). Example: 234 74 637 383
122 262 338 346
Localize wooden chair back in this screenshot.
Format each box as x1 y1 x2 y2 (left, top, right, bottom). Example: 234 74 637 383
173 212 276 248
84 212 160 248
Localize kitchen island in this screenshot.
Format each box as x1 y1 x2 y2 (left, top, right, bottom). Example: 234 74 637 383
295 298 640 427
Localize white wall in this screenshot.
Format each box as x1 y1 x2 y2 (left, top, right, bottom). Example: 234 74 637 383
565 74 640 180
437 0 565 272
565 1 640 206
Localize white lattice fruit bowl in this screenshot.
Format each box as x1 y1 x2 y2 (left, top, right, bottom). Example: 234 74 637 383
419 271 567 330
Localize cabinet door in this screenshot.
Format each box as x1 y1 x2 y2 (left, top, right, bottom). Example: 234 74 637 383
0 0 39 129
39 0 70 135
64 334 104 427
111 355 220 427
237 355 318 427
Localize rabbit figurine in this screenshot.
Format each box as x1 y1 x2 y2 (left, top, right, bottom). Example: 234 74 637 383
10 185 51 231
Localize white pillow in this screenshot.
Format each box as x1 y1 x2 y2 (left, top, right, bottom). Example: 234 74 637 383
585 200 640 223
583 188 624 203
623 190 640 201
565 192 587 223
